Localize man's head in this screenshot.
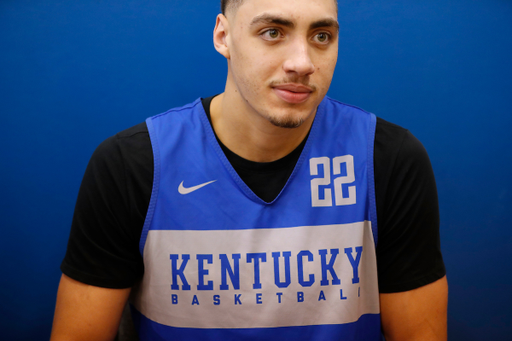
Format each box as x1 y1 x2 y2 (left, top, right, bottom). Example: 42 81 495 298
214 0 339 129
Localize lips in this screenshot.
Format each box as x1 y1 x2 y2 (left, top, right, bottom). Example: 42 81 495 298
272 84 313 104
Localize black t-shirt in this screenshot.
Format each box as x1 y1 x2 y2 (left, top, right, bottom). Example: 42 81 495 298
61 97 445 293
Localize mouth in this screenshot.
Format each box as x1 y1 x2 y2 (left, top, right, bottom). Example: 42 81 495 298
272 84 314 104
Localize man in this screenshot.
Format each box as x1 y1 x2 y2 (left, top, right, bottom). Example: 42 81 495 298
51 0 447 340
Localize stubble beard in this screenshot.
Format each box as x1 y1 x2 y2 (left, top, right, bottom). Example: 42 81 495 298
265 78 316 128
231 73 315 128
267 114 305 129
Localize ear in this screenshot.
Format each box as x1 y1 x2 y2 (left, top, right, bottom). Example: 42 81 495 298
213 14 230 59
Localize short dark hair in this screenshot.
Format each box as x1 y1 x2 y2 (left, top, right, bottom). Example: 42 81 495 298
220 0 337 15
220 0 243 15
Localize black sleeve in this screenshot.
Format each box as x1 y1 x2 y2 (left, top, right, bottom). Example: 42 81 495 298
61 123 152 288
374 117 446 293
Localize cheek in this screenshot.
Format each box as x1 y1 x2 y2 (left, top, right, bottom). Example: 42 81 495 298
235 58 270 89
315 58 337 80
233 44 278 74
231 59 263 98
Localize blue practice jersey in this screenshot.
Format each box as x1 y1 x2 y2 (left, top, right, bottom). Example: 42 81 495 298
130 97 381 340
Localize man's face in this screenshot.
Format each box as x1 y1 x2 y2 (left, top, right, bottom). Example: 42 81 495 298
221 0 339 128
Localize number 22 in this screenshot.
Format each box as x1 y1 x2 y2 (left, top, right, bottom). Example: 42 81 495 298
309 155 356 207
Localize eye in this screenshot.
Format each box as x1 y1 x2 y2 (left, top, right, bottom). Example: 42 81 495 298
314 32 331 44
261 28 281 40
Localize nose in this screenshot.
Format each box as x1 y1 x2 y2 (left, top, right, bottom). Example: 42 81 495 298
282 37 315 76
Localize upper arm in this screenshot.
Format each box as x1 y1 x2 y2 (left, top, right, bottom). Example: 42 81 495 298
50 274 131 341
53 126 151 340
61 130 150 289
375 123 445 293
380 275 448 341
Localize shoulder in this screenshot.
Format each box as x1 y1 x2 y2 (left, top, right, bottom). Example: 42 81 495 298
92 122 152 170
116 121 149 138
99 122 150 151
84 122 153 215
375 116 410 150
375 117 425 152
373 117 436 214
375 117 433 182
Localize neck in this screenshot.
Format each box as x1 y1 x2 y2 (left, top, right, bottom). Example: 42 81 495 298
210 91 315 163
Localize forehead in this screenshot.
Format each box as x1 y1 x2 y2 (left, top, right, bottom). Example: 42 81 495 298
229 0 338 26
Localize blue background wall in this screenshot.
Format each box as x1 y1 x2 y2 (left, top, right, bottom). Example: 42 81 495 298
1 0 511 340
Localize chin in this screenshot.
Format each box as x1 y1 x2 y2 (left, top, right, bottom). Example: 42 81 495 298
265 109 310 128
268 116 305 129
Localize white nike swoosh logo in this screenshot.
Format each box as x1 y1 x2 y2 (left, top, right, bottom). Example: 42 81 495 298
178 180 217 195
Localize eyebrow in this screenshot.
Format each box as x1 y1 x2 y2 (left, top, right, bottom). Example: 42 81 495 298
250 14 339 32
250 14 295 28
310 18 339 32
